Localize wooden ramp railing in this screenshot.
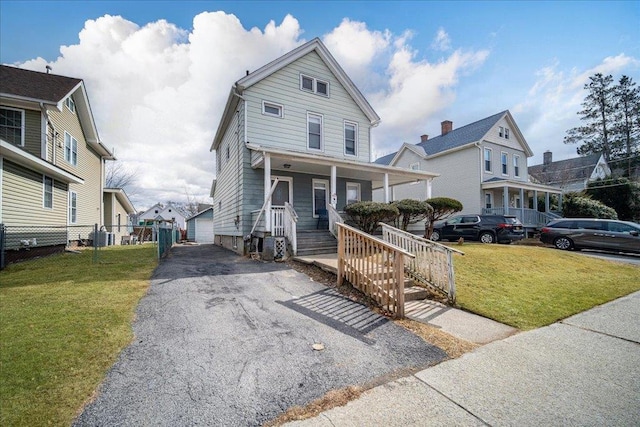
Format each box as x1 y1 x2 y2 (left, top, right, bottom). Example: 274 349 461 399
337 223 414 318
380 223 463 304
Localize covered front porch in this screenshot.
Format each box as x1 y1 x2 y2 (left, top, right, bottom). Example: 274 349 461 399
246 143 439 255
481 179 563 234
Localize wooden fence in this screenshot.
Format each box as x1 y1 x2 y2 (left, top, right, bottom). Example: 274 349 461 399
337 223 414 318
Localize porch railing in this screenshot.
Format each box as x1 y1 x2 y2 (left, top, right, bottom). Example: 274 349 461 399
337 222 414 318
283 202 298 255
380 223 462 304
248 177 279 239
482 207 561 227
271 207 285 236
327 204 343 238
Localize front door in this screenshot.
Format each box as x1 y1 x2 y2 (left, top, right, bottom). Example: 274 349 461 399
312 179 329 217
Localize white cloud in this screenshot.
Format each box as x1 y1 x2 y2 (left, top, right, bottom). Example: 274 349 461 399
431 27 451 51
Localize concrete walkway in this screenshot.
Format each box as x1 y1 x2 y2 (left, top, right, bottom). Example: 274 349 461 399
293 253 518 345
286 291 640 426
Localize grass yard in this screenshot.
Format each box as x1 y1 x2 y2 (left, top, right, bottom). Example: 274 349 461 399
0 245 157 427
453 244 640 330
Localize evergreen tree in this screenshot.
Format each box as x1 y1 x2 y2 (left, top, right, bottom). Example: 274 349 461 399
611 75 640 176
564 73 615 160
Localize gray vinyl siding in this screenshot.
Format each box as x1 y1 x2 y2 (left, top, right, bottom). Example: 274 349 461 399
49 101 103 225
1 160 67 226
481 141 529 182
104 195 131 244
244 51 371 162
213 102 245 236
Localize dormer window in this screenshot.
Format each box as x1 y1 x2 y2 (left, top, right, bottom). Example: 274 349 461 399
65 97 75 113
300 74 329 96
499 126 510 139
505 128 510 139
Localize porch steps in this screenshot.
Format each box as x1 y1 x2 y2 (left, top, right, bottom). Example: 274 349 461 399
296 230 338 256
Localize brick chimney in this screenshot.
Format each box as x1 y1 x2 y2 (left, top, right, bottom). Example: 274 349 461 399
420 134 429 142
543 151 552 165
441 120 452 136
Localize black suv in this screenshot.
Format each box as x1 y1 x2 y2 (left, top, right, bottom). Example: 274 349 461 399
430 214 524 244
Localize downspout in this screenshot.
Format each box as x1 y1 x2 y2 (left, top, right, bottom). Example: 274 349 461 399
233 84 246 233
475 142 483 211
39 103 56 164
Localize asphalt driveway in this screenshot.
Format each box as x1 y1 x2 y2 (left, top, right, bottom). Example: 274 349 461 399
74 244 446 426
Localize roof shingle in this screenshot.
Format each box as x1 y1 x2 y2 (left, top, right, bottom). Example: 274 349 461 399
0 65 81 103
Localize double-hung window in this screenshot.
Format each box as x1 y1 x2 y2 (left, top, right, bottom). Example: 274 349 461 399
64 132 78 166
65 96 76 113
0 107 25 146
307 113 323 150
43 176 53 209
344 121 357 156
484 148 492 173
513 155 520 177
501 152 508 175
68 191 77 224
504 128 510 139
346 182 361 205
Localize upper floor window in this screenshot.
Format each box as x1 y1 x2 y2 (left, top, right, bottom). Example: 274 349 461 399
499 126 510 139
505 128 510 139
65 97 76 113
484 148 492 173
262 101 283 118
346 182 361 205
300 74 329 96
68 191 77 224
344 121 357 156
0 107 25 146
513 155 520 177
43 176 53 209
307 113 323 151
501 152 508 175
64 132 78 166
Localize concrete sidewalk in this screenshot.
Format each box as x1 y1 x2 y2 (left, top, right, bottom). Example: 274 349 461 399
286 291 640 426
293 253 518 345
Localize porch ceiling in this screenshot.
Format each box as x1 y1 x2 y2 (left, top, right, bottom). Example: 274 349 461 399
481 179 562 194
247 143 439 188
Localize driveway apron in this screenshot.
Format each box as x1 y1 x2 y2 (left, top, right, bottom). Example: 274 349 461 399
74 245 446 426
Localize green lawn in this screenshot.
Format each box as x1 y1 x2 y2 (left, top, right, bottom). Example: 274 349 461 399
453 244 640 330
0 245 157 427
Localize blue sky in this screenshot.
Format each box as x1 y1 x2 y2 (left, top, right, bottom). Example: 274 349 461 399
1 1 639 208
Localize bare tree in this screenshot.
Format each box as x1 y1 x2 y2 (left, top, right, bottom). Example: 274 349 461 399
184 187 205 217
105 162 137 189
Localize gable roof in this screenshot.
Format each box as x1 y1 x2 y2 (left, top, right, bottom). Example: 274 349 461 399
104 188 136 214
186 206 213 221
211 38 380 151
0 65 114 159
528 153 604 185
376 110 533 165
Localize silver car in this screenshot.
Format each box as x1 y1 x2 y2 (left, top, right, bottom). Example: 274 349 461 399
540 218 640 254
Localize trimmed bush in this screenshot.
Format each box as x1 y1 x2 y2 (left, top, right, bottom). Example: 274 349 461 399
424 197 463 238
562 192 618 219
344 201 399 234
391 199 433 231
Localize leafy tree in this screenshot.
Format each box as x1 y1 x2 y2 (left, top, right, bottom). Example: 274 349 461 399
391 199 433 231
343 201 399 234
586 177 640 221
424 197 463 238
611 75 640 175
561 192 618 219
564 73 615 160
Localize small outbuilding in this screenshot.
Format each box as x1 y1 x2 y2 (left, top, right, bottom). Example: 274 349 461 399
186 207 214 243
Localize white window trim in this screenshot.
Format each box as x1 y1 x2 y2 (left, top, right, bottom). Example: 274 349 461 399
498 126 504 138
65 97 76 113
64 131 78 166
43 175 53 209
312 178 329 218
501 151 509 176
346 182 361 205
271 176 293 206
261 100 284 118
300 74 330 97
505 128 510 139
484 147 493 173
513 154 520 177
343 120 358 156
307 112 323 152
68 191 77 224
1 106 26 146
485 192 493 209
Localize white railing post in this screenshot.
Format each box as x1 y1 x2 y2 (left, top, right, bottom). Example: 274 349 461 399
327 204 343 238
283 202 298 255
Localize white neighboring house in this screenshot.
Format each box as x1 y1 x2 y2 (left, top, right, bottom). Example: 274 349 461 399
528 151 611 193
138 203 187 230
374 110 563 233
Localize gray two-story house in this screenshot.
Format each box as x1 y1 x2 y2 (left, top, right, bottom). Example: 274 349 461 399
375 110 562 234
210 38 438 255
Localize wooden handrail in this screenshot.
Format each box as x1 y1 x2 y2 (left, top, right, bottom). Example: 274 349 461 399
378 223 465 255
337 223 415 259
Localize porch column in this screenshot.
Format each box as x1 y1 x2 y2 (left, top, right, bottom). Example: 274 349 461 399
426 178 433 199
533 190 538 211
264 153 271 232
330 165 337 208
503 185 509 212
545 192 550 213
558 193 563 212
519 187 525 222
383 173 390 203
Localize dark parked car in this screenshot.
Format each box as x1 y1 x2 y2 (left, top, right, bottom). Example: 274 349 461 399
540 218 640 253
430 214 524 244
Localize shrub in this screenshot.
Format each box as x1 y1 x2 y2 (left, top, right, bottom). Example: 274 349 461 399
562 192 618 219
424 197 463 238
391 199 433 231
344 201 399 234
587 177 640 221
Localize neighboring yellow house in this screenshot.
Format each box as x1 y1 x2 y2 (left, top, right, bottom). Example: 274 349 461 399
103 188 136 245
